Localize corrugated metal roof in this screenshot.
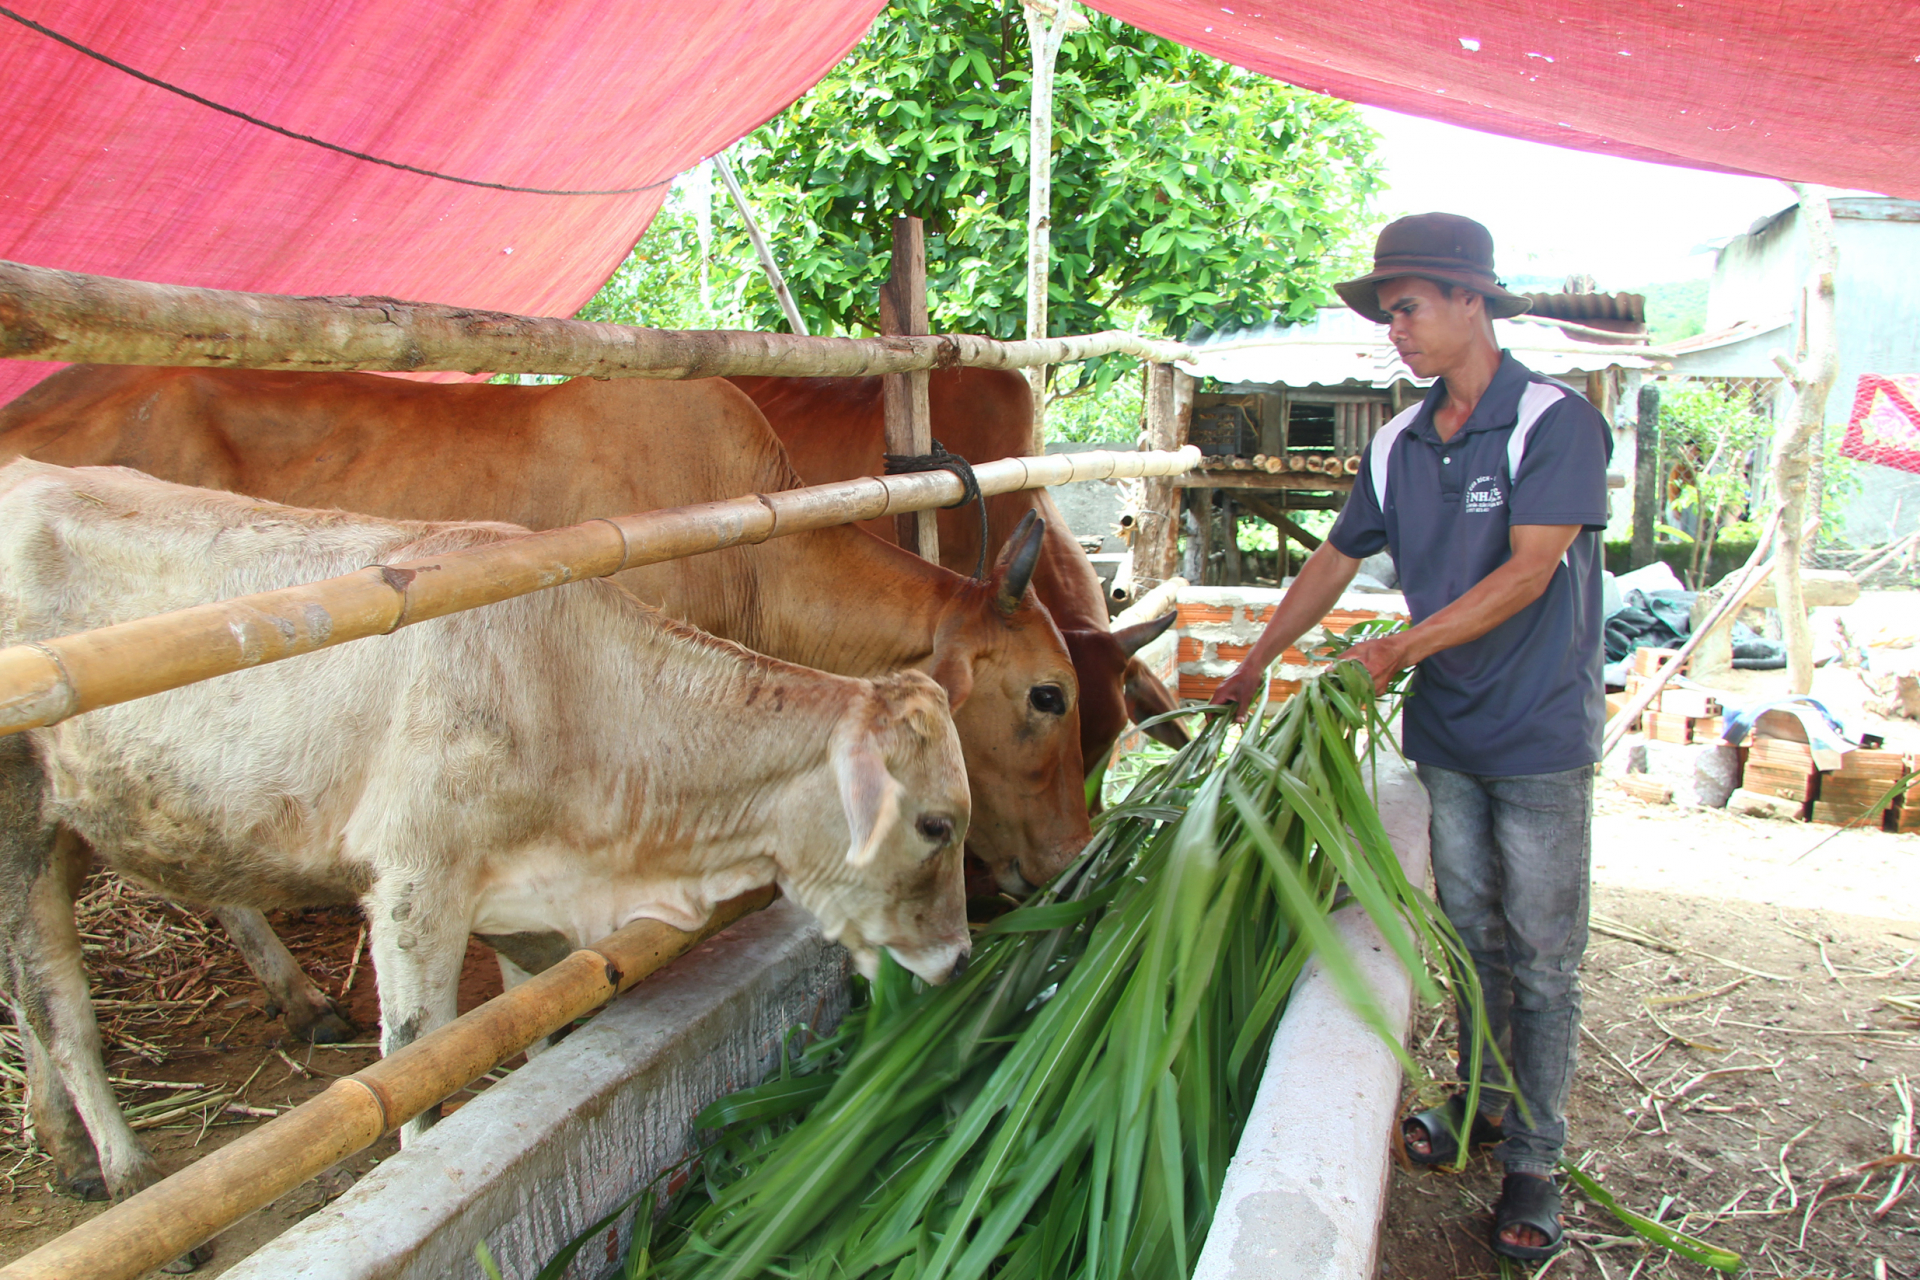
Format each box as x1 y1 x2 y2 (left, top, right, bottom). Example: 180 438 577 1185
1523 291 1647 324
1182 308 1657 389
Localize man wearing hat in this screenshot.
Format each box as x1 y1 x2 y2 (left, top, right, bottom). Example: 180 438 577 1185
1211 212 1610 1262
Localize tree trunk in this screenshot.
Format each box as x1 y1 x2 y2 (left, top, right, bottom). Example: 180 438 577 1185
1631 382 1661 569
1771 186 1840 695
1130 361 1188 590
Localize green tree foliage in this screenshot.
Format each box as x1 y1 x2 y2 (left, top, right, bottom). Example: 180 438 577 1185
579 0 1380 400
732 0 1380 349
1658 380 1772 585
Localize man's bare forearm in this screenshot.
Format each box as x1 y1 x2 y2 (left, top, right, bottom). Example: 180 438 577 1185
1342 525 1582 692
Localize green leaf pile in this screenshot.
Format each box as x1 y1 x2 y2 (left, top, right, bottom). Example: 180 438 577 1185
626 664 1462 1279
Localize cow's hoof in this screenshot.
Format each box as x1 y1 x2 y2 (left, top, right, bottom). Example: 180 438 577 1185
291 1007 357 1045
59 1169 109 1202
158 1243 213 1273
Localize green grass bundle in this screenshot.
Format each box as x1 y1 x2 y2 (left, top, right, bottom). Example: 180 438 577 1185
593 662 1467 1280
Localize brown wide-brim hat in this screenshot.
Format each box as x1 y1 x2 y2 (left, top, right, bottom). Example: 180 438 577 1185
1335 212 1533 324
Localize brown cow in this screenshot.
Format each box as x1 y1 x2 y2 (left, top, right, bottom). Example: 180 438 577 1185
731 368 1188 780
0 366 1090 1038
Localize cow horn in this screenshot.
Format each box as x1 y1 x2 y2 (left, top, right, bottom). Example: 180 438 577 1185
1110 608 1177 655
993 514 1045 615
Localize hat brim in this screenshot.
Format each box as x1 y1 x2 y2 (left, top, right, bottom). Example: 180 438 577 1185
1335 269 1533 324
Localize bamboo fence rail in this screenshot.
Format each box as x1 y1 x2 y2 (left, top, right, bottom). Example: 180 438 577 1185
0 446 1200 737
0 886 777 1280
0 258 1190 378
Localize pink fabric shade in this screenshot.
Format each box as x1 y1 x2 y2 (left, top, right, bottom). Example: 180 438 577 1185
1089 0 1919 197
3 0 1915 411
0 0 886 403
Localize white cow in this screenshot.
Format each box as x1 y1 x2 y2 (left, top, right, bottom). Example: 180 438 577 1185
0 460 970 1213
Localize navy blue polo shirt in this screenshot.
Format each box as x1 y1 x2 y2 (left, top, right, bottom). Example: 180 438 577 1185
1328 353 1612 776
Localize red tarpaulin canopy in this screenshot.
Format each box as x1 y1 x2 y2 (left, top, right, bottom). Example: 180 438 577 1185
2 0 1914 406
0 0 887 402
1090 0 1919 196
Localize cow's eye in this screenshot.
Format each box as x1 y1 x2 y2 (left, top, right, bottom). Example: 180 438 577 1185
915 815 955 846
1029 684 1067 717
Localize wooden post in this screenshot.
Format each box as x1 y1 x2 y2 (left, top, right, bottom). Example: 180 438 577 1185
1221 497 1242 584
1132 361 1184 590
1020 0 1088 448
1631 382 1661 569
1183 489 1213 584
1771 185 1840 695
714 153 808 337
1235 491 1323 551
880 216 937 560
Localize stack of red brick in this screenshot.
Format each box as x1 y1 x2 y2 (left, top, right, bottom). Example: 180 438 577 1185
1741 736 1919 831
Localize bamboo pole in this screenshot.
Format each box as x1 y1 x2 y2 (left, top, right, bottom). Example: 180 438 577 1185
1109 576 1185 632
0 446 1200 738
0 258 1188 378
1599 511 1797 759
1020 0 1088 444
0 887 775 1280
714 153 809 337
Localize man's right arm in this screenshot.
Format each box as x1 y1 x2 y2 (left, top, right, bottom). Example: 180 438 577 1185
1207 541 1363 720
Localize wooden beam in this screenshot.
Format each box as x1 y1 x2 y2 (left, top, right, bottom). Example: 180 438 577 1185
0 258 1191 379
1234 491 1323 550
880 216 937 560
1176 470 1354 491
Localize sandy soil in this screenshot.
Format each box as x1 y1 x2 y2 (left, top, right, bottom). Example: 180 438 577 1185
1379 788 1920 1280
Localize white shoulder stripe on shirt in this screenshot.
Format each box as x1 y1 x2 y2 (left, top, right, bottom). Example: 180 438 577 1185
1367 403 1423 512
1507 382 1568 478
1370 382 1569 510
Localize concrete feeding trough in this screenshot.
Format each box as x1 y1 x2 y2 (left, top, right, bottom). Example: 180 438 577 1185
217 688 1431 1280
224 901 849 1280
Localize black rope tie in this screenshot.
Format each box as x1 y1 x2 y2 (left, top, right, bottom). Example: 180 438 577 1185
883 440 990 580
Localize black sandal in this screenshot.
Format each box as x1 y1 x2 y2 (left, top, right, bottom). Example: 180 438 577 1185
1402 1094 1502 1166
1492 1171 1566 1262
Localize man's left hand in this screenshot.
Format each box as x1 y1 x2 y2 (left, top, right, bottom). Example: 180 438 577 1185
1339 633 1415 695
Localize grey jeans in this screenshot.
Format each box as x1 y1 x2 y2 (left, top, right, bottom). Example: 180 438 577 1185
1417 762 1592 1176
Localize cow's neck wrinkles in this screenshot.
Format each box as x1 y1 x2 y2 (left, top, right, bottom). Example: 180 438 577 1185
732 524 960 675
571 593 860 860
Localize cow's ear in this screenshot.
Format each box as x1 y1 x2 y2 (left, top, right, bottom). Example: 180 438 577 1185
1123 657 1191 749
929 649 973 712
833 732 904 868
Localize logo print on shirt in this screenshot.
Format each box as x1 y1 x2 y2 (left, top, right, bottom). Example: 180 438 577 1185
1464 475 1505 514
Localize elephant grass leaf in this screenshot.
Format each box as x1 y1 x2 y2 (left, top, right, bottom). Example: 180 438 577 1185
531 672 1482 1280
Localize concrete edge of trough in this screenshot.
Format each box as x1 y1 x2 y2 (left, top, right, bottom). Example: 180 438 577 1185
222 898 849 1280
1193 753 1432 1280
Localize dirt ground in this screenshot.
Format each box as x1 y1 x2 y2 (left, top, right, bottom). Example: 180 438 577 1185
1380 787 1920 1280
0 885 512 1277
